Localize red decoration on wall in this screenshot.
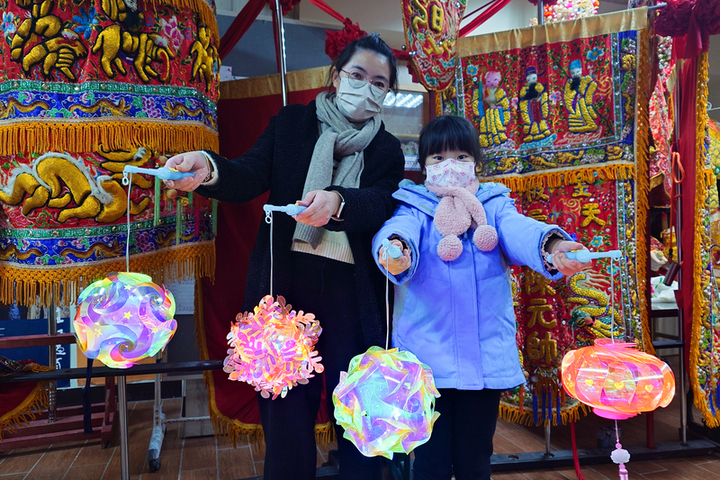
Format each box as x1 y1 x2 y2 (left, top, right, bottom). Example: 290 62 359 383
281 0 302 15
325 19 367 61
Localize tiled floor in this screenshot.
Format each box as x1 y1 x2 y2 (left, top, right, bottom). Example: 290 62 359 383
1 394 719 479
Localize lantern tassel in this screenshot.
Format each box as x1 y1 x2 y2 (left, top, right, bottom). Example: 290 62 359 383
618 463 629 480
611 421 631 480
533 388 539 425
519 385 524 414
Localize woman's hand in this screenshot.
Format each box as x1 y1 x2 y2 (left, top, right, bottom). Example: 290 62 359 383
163 151 210 192
294 190 342 227
550 240 591 276
378 238 411 276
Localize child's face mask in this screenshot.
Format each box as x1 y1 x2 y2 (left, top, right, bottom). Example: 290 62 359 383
425 158 476 188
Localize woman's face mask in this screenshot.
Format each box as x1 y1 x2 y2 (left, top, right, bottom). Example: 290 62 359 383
425 157 477 188
336 77 387 122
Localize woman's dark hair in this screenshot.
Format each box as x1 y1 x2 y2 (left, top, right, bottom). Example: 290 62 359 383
327 34 399 92
418 115 483 172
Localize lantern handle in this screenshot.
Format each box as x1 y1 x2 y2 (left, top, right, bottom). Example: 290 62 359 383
121 166 194 185
381 238 403 259
547 249 621 264
262 203 308 216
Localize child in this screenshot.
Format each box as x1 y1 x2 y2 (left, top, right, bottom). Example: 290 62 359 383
372 115 588 480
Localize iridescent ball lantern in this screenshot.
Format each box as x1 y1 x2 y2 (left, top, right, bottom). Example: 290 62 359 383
224 295 323 399
332 346 440 459
74 272 177 369
561 339 675 420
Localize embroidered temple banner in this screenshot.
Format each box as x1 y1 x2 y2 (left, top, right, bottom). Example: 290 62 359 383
0 0 220 306
441 8 651 425
402 0 467 90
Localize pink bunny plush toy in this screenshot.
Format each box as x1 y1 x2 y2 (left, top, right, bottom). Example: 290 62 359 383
425 180 498 261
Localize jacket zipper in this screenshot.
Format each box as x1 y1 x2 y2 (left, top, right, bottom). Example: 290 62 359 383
468 230 481 389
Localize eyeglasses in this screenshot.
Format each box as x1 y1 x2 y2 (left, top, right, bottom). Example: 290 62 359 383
340 69 389 96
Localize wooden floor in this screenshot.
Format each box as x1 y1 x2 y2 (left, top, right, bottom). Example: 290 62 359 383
1 386 719 479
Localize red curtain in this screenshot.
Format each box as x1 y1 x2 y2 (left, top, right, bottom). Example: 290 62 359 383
674 42 698 365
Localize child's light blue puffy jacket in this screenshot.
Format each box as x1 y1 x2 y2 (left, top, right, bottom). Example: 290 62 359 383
372 182 569 390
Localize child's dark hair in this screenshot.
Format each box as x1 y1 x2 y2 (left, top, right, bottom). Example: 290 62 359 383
418 115 483 172
327 34 399 92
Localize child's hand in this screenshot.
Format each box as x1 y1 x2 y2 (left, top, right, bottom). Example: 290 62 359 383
379 238 411 276
550 241 591 276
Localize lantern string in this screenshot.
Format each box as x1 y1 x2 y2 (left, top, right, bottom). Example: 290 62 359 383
121 172 134 273
264 210 274 297
382 248 390 351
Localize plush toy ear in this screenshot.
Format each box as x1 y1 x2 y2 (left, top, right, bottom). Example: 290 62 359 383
438 235 463 262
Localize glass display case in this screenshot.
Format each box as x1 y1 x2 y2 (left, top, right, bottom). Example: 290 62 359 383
382 84 429 173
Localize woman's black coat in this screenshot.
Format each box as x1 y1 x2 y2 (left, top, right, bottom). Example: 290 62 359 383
197 100 405 348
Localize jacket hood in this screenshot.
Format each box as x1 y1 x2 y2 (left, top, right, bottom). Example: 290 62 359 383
392 180 511 217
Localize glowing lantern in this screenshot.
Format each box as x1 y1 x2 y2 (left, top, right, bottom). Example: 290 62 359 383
224 295 323 399
74 272 177 369
561 339 675 420
332 346 440 459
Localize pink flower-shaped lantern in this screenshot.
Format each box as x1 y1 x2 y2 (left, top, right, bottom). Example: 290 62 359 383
224 295 323 399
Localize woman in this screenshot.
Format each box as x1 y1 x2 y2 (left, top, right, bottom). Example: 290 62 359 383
164 34 405 480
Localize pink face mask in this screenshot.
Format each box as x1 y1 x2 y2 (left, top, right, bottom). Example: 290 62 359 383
425 158 476 188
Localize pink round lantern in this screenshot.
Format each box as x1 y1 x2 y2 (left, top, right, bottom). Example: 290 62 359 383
224 295 323 399
561 339 675 420
74 272 177 369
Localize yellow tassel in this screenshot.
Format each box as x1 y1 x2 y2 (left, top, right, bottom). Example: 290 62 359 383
0 121 218 158
636 28 653 355
0 375 51 440
687 51 718 428
481 163 636 193
0 241 215 307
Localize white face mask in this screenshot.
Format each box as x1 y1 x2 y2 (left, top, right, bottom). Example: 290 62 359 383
335 77 386 122
425 158 477 188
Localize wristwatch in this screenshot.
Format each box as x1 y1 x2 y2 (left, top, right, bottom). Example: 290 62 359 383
201 151 215 184
331 191 345 221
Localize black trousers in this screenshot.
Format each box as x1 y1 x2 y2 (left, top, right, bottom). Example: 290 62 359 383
412 388 503 480
257 252 383 480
